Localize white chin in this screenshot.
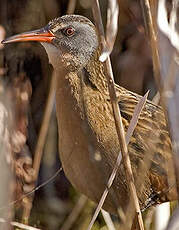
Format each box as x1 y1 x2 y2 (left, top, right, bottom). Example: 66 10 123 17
41 42 62 68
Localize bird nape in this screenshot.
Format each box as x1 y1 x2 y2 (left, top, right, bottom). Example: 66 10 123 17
2 14 176 214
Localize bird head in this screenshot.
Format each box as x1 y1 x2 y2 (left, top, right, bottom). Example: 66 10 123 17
2 15 99 71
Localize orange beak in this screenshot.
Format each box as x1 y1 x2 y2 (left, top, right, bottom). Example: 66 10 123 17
1 27 55 44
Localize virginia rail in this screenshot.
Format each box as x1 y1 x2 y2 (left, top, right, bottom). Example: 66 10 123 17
2 15 176 214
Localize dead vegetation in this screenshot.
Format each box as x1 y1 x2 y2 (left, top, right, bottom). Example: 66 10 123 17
0 0 179 230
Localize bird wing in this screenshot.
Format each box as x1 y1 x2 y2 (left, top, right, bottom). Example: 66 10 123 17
115 84 176 205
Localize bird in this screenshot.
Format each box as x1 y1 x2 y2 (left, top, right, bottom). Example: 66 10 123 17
2 15 177 214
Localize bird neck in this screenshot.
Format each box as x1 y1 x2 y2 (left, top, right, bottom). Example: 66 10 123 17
83 47 109 94
55 46 109 105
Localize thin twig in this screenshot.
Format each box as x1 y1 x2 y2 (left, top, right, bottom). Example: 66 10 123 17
144 207 155 230
141 0 162 90
88 2 146 230
22 72 56 223
152 91 160 104
101 210 116 230
139 0 149 36
66 0 77 14
157 0 179 102
144 0 179 198
99 0 119 62
0 167 62 210
33 73 56 179
155 202 170 230
157 0 179 51
162 53 177 101
61 195 88 230
0 87 14 229
86 77 148 230
157 0 179 197
166 205 179 230
0 218 41 230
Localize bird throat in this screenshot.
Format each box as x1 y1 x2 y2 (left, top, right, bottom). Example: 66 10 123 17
55 47 110 117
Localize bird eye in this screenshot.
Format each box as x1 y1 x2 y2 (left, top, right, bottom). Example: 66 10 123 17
64 27 75 37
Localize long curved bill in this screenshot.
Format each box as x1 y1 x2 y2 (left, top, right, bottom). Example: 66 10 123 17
1 27 55 44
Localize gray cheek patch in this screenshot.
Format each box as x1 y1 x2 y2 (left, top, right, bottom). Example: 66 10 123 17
64 22 98 66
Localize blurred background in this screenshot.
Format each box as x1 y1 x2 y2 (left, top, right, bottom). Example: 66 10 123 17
0 0 163 229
